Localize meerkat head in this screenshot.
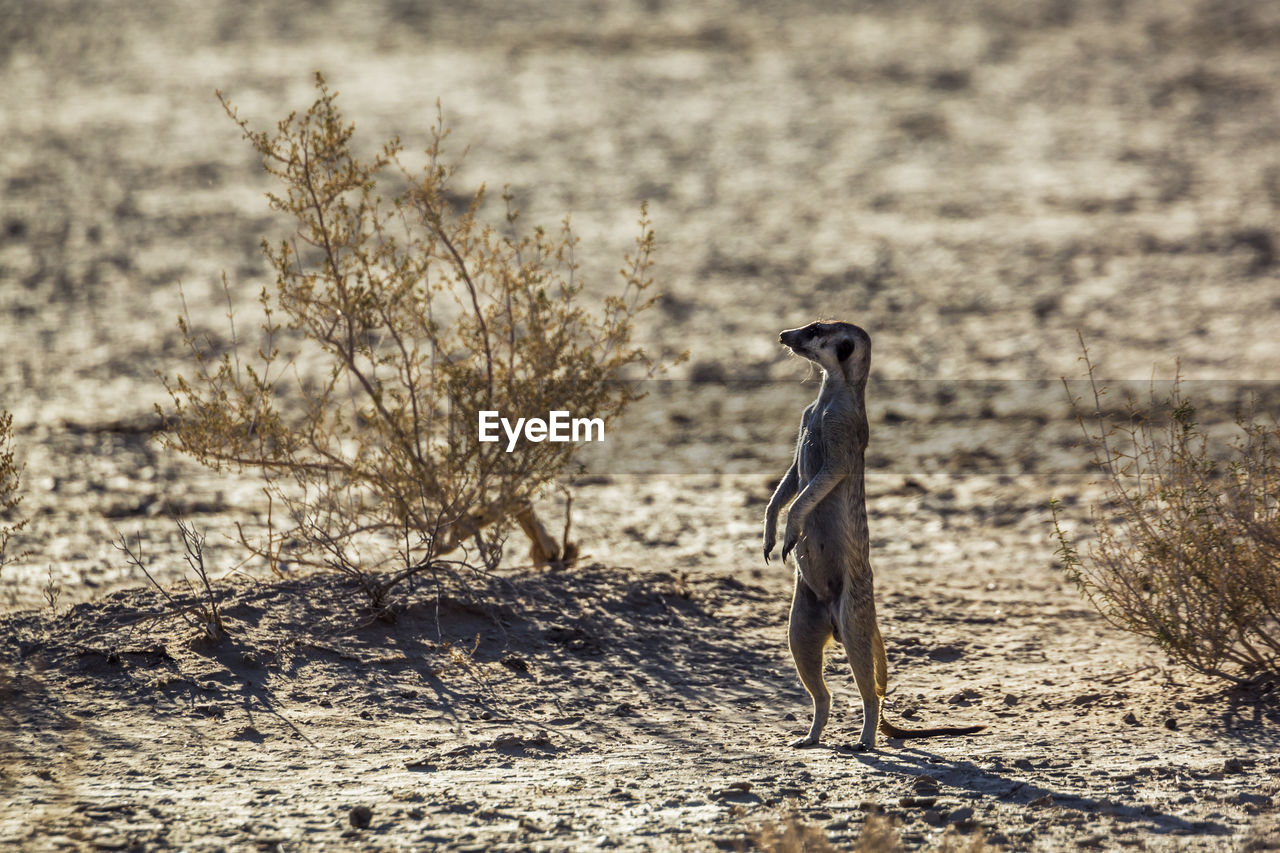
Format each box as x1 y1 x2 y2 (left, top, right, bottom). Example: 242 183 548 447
778 321 872 383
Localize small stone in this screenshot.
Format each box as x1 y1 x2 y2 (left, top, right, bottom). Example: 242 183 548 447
899 795 938 808
1164 717 1178 731
948 806 975 824
1003 694 1019 706
349 805 373 829
927 645 963 662
912 774 940 793
712 780 754 800
1029 794 1054 808
499 653 529 673
1121 712 1139 725
1223 758 1247 774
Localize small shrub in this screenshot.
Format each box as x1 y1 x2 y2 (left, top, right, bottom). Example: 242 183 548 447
115 522 225 643
0 411 28 568
1053 339 1280 683
161 74 669 609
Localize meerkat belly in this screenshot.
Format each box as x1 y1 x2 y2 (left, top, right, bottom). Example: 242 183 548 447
794 479 862 602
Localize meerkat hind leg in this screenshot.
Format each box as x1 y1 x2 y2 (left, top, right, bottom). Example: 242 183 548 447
839 597 883 751
787 583 833 747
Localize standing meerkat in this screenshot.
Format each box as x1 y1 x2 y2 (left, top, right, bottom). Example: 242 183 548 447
763 321 984 751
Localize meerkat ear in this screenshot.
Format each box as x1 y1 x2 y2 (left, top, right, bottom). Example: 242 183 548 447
835 338 855 362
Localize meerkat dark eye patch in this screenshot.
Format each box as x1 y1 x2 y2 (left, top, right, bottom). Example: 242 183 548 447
836 338 855 362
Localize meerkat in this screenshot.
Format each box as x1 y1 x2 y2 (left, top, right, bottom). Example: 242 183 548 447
763 321 985 751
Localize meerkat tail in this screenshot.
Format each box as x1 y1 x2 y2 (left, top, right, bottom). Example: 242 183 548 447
878 717 986 739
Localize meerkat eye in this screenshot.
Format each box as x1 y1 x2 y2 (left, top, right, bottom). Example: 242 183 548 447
835 339 855 362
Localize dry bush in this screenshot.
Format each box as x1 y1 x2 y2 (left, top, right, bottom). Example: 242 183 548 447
161 74 669 608
0 411 28 568
1053 340 1280 683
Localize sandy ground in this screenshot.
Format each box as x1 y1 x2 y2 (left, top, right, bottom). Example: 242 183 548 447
3 0 1280 849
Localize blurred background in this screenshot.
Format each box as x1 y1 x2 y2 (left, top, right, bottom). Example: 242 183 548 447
2 0 1278 604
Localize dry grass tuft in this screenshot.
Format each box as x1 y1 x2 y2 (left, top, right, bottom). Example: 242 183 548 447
1054 337 1280 683
749 812 907 853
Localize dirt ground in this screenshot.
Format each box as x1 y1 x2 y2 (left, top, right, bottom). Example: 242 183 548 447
3 0 1280 849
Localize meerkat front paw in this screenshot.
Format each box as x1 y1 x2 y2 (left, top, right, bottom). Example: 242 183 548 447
781 519 801 562
763 532 776 564
781 533 798 563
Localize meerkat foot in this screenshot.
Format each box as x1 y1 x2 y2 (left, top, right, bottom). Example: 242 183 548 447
849 741 872 753
790 735 820 748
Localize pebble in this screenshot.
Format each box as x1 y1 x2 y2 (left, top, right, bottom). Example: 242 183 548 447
927 645 964 662
912 775 940 794
349 805 373 829
712 781 755 800
1122 712 1139 725
899 796 938 808
499 653 529 672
